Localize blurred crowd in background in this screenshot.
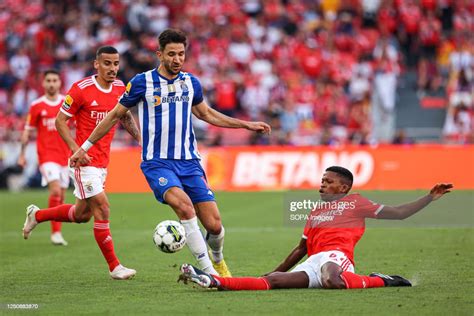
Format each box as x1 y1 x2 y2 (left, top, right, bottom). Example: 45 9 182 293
0 0 473 149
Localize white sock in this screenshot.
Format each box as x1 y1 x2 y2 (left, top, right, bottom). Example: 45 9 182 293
206 226 225 263
181 217 217 275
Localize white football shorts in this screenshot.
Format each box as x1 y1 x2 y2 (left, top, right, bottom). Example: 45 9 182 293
291 250 355 288
39 162 70 188
70 166 107 199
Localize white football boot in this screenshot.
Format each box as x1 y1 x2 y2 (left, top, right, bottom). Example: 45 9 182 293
110 265 136 280
51 232 68 246
23 204 39 239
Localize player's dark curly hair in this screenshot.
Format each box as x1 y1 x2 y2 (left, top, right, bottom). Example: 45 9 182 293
43 69 60 77
96 46 118 58
158 29 187 51
326 166 353 188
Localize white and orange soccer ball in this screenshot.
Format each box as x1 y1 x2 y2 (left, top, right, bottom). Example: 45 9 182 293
153 220 186 253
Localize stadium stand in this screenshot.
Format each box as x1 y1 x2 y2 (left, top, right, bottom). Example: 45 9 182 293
0 0 472 148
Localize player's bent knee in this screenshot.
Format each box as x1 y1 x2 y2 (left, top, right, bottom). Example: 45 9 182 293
75 212 92 223
321 274 346 289
265 273 287 289
206 221 222 235
173 200 196 220
50 190 62 197
98 203 110 215
265 275 281 289
91 199 110 219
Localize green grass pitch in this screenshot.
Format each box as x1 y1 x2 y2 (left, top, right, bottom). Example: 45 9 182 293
1 190 473 315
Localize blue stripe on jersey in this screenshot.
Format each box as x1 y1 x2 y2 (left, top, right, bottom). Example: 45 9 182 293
166 88 176 158
180 88 189 159
188 116 196 159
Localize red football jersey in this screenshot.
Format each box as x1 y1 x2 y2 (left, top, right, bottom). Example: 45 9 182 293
60 75 125 168
25 95 70 166
302 193 383 264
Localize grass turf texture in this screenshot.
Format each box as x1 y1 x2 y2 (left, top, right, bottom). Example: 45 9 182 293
1 190 473 315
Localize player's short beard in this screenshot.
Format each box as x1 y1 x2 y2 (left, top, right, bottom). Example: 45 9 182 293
164 61 181 75
46 87 57 96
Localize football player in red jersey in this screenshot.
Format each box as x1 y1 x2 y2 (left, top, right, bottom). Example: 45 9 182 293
18 69 70 246
179 166 453 290
22 46 141 280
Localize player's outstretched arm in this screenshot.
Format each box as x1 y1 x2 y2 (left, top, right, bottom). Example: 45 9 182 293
262 238 307 276
69 103 129 167
192 101 271 134
17 128 30 168
119 110 141 145
56 111 80 153
377 183 453 220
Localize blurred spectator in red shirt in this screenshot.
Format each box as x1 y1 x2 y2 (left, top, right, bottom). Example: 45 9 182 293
419 11 442 60
214 70 238 117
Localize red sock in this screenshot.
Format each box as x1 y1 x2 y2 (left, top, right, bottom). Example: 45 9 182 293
48 195 62 233
93 220 120 272
35 204 76 223
213 275 270 291
340 271 385 289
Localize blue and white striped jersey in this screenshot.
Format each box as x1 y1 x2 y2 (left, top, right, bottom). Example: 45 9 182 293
120 69 203 161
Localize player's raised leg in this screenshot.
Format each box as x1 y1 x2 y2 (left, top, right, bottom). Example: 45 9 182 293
22 203 76 239
194 201 231 277
23 196 92 239
164 187 218 275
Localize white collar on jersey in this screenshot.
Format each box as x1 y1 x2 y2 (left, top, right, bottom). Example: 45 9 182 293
156 68 181 83
41 95 64 106
91 75 113 93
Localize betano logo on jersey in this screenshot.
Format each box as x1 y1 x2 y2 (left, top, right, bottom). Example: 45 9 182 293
160 95 189 104
153 94 190 107
62 95 73 110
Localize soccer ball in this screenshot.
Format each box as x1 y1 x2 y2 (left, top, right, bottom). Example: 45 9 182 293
153 220 186 253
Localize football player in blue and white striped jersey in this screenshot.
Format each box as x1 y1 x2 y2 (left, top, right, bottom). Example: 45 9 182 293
70 29 271 277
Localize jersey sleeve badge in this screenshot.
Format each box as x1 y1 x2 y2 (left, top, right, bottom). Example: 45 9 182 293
62 95 74 110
